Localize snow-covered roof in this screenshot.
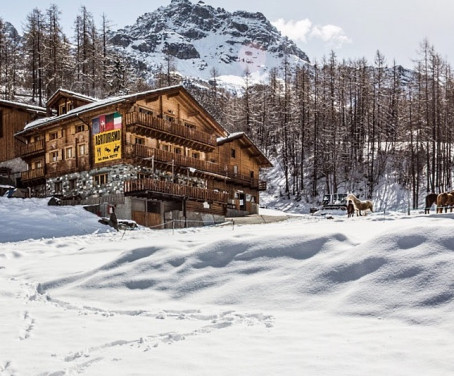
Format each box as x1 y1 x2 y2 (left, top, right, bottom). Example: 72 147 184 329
216 132 244 144
46 88 98 106
0 99 46 113
18 85 184 134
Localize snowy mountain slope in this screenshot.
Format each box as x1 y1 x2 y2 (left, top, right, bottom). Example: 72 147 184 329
110 0 310 83
1 198 454 374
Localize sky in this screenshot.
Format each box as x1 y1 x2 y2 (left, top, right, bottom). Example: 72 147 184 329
2 0 454 68
1 191 454 374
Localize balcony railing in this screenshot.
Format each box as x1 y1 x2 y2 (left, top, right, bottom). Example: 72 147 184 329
126 144 227 177
20 140 45 157
125 112 217 148
21 167 45 181
126 144 267 189
46 157 90 178
124 178 229 203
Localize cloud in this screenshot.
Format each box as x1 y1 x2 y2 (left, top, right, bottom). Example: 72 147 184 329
310 24 352 48
272 18 352 49
272 18 313 43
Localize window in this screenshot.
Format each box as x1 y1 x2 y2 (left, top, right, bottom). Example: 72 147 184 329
59 103 66 115
192 152 200 159
135 137 145 145
54 181 62 193
50 151 59 162
94 173 108 186
59 101 72 115
165 115 175 123
34 161 42 169
231 149 236 158
76 124 85 133
78 144 86 156
233 165 238 175
139 107 153 116
184 122 195 129
162 144 170 152
65 147 73 159
250 171 254 178
0 110 3 138
69 179 77 190
49 131 58 140
175 147 182 155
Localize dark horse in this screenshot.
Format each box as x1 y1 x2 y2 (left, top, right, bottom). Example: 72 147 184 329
425 193 438 214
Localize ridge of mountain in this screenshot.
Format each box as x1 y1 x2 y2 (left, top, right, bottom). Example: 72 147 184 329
109 0 310 85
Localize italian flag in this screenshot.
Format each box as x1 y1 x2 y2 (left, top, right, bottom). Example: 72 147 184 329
114 112 122 129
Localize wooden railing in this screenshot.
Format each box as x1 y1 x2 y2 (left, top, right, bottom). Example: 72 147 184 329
21 167 45 181
46 157 90 178
126 144 226 177
125 112 217 147
20 140 45 157
124 178 229 203
126 144 266 189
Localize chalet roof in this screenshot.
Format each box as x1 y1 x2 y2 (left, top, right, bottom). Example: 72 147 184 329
17 85 228 137
0 99 46 114
19 94 126 133
46 88 97 108
217 132 246 144
217 132 273 168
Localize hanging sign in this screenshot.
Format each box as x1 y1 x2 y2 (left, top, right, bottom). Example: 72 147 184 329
92 112 122 163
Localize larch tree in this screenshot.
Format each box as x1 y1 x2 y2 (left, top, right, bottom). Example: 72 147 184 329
23 8 46 106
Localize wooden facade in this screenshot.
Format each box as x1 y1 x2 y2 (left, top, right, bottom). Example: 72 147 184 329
0 100 46 166
12 86 272 228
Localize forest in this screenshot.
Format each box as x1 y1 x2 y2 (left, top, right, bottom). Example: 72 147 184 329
0 4 453 209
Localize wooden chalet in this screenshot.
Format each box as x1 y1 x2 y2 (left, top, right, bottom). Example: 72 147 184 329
0 99 46 184
13 86 272 228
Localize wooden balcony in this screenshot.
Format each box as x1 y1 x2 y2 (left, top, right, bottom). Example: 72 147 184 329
46 156 90 178
126 144 227 177
127 143 266 189
20 140 45 158
124 178 229 204
223 166 265 189
125 112 216 151
21 167 45 182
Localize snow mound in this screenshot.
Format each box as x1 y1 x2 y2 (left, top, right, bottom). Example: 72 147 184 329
37 219 454 324
0 197 111 242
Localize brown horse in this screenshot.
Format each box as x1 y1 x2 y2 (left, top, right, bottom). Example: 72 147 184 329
425 193 438 214
436 192 454 213
347 194 373 216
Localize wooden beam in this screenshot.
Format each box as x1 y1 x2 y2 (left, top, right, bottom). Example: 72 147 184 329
145 95 159 103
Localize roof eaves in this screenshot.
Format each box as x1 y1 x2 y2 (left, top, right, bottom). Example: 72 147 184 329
0 99 46 113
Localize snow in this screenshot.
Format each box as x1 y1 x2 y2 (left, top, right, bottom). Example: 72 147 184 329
113 1 308 89
1 196 454 375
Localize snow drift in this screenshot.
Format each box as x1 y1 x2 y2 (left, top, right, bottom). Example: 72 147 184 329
1 198 453 375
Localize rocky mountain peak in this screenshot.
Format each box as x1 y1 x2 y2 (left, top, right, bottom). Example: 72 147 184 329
110 0 310 83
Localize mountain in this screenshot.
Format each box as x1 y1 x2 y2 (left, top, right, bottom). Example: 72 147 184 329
109 0 310 84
